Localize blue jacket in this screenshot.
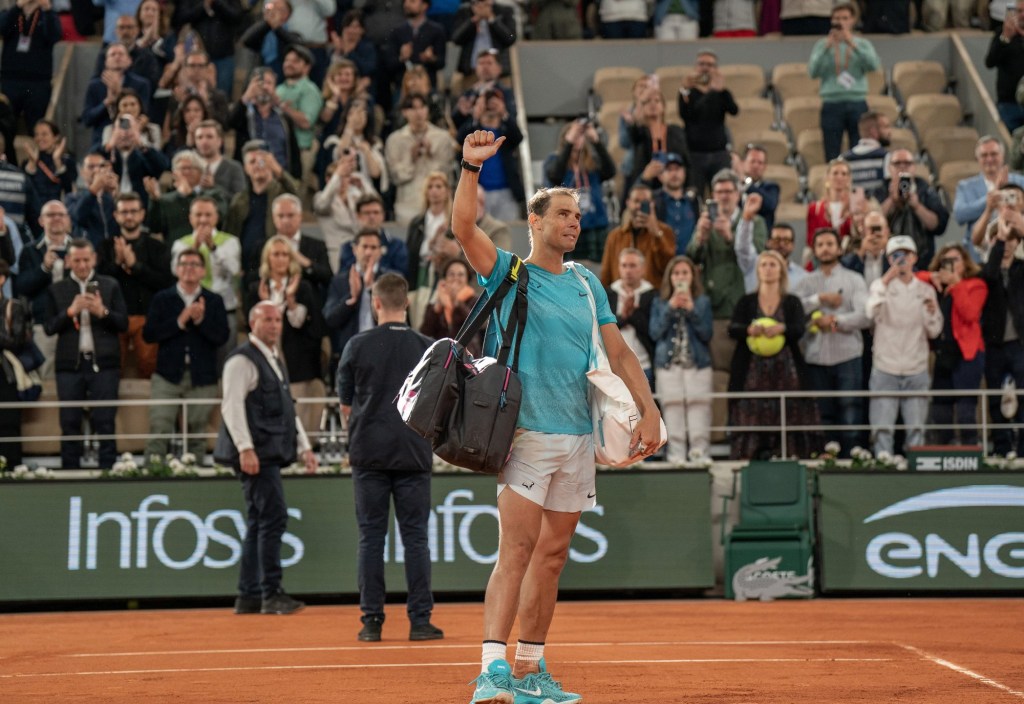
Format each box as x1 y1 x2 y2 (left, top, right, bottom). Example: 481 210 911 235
953 171 1024 261
143 285 229 387
649 293 713 370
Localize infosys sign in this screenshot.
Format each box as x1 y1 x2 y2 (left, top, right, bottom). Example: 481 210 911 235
0 472 713 602
819 473 1024 591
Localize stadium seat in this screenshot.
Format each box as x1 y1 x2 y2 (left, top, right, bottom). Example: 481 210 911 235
732 129 789 165
593 66 646 104
905 93 963 134
781 96 822 143
938 160 981 202
723 461 815 600
727 97 775 136
764 164 801 203
889 126 919 154
771 63 819 103
923 126 980 171
867 68 887 96
795 129 825 169
598 101 630 142
775 201 807 224
866 94 899 124
892 61 948 102
654 65 692 106
721 64 767 98
116 379 153 453
807 163 828 200
20 379 60 456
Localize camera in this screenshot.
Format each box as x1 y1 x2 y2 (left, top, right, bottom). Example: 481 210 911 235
118 117 130 130
699 72 710 85
706 199 719 221
1002 190 1020 207
940 258 956 272
830 22 842 31
898 174 913 198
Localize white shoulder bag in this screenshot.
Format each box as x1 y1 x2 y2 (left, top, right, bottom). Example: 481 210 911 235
568 264 666 468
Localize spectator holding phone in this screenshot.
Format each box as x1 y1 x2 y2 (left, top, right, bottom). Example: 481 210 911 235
81 43 152 149
921 244 988 445
625 87 689 199
600 184 676 288
873 149 948 268
649 255 712 463
678 51 737 198
971 183 1024 263
865 235 943 456
808 3 880 161
688 168 767 372
953 135 1024 262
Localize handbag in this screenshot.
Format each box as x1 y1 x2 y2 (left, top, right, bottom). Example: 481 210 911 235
569 264 666 468
397 256 529 474
4 299 44 372
2 350 42 401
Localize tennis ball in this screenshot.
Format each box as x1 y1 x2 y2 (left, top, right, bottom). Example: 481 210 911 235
746 317 785 357
809 310 823 334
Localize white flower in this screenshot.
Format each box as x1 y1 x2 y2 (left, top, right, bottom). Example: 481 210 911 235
1007 451 1018 461
34 467 51 478
13 465 30 477
893 455 905 466
877 450 892 463
824 441 841 455
895 458 909 471
110 464 126 476
701 455 714 468
181 453 197 466
121 452 133 461
688 447 705 460
149 454 163 465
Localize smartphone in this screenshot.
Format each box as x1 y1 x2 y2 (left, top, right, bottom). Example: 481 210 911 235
892 251 906 266
184 31 196 55
898 174 913 198
118 117 130 130
638 200 651 215
706 199 719 221
86 281 100 296
1003 190 1020 207
675 280 690 294
941 258 956 272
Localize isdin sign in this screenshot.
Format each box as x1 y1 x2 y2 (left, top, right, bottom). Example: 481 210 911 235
0 472 713 603
819 473 1024 591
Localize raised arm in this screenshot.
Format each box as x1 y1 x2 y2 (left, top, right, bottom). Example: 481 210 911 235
451 130 504 279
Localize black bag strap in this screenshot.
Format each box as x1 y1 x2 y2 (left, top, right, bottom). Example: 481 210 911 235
495 272 528 372
455 255 528 348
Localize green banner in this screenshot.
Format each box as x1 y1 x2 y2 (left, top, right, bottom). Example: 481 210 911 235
818 472 1024 592
0 471 712 602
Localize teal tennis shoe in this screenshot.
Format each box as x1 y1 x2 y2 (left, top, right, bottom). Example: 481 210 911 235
469 658 515 704
512 658 582 704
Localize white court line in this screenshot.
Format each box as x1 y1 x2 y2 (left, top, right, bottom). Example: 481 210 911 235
67 640 878 658
897 643 1024 700
0 657 893 679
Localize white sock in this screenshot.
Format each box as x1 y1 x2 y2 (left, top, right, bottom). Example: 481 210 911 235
515 640 544 673
482 640 507 673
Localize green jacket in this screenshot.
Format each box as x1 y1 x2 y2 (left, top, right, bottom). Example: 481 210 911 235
687 215 767 320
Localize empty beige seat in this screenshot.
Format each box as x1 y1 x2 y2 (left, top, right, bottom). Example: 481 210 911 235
782 95 822 142
764 163 801 203
593 66 646 104
923 126 980 170
727 97 775 136
889 126 919 154
867 68 887 95
721 64 767 97
906 93 963 134
771 63 819 103
116 379 153 453
775 201 809 225
795 128 826 169
598 100 630 140
892 61 948 102
938 160 981 202
866 94 899 124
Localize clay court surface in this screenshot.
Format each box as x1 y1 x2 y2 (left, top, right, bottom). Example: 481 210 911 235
1 598 1021 703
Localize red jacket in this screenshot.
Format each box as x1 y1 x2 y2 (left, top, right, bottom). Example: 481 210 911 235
916 273 988 361
806 200 852 270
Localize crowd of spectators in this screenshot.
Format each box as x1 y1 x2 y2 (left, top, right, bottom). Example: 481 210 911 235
0 0 1023 471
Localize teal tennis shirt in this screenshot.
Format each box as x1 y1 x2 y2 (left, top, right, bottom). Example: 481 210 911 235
479 249 616 435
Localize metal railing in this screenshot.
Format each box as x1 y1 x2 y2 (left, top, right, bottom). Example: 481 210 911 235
1 386 1019 467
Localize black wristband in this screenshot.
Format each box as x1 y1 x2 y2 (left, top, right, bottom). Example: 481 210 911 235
461 159 482 173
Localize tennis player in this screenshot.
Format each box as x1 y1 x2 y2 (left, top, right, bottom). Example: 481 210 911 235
452 130 664 704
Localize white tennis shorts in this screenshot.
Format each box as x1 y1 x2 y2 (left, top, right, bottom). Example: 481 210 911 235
497 430 597 512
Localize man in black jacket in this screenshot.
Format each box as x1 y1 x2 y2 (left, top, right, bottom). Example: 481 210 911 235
143 247 229 461
981 213 1024 456
97 192 175 378
43 238 128 469
336 272 442 643
678 51 738 197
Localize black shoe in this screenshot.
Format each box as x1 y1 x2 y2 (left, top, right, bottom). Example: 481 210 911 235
234 596 262 614
261 591 305 615
358 618 383 642
409 622 444 641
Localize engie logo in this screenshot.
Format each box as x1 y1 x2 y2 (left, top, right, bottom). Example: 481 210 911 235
67 495 304 571
863 485 1024 580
